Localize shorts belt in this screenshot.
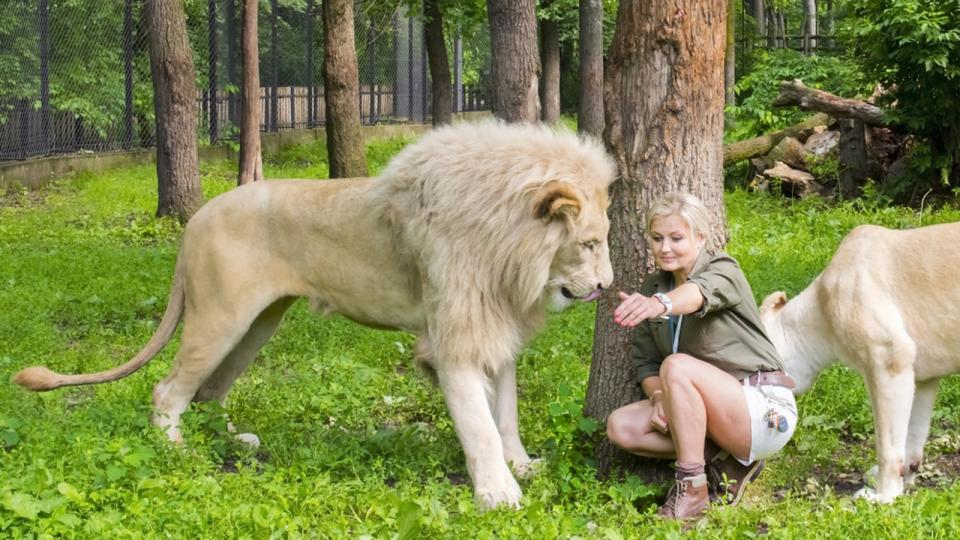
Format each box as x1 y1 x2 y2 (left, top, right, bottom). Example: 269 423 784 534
746 370 796 389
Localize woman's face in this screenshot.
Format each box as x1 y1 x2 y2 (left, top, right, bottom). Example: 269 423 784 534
649 213 705 277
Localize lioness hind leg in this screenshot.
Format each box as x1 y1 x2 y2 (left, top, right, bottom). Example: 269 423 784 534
904 378 940 487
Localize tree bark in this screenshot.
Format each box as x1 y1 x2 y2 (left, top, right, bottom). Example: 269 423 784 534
804 0 817 51
588 0 729 480
752 0 765 38
146 0 202 222
725 0 736 114
773 79 889 127
578 0 604 137
723 112 832 165
322 0 368 178
839 118 868 199
539 15 560 124
487 0 540 122
239 0 263 185
424 0 453 126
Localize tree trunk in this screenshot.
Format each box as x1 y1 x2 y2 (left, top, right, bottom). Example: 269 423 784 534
487 0 540 122
839 118 867 199
146 0 202 222
773 79 889 127
725 0 736 116
588 0 729 480
804 0 817 51
723 112 831 165
239 0 263 185
322 0 368 178
752 0 765 38
539 16 560 124
424 0 452 126
578 0 604 137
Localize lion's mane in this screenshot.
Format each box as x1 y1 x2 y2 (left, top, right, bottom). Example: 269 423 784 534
369 121 616 372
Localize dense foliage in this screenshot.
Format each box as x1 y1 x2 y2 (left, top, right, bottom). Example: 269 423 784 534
2 136 960 537
727 48 870 142
842 0 960 182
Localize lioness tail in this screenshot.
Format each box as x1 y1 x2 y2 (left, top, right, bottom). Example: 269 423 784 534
12 260 186 391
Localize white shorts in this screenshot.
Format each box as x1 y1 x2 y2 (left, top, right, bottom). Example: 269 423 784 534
737 379 798 465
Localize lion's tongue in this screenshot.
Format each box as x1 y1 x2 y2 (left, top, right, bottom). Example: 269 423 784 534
580 289 602 302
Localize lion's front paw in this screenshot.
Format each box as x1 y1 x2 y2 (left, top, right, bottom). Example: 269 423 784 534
511 457 545 480
235 432 261 447
474 475 523 510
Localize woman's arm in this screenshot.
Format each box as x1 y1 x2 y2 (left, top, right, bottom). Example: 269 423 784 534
614 282 705 328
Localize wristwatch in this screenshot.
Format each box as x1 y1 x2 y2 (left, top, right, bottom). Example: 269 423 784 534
652 292 672 317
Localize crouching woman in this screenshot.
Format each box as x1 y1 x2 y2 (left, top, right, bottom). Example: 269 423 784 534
606 192 798 520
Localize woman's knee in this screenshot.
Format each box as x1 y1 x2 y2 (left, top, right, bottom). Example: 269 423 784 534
659 353 698 383
606 406 635 448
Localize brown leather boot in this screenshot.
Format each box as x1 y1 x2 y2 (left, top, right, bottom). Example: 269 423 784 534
707 452 765 506
658 473 709 520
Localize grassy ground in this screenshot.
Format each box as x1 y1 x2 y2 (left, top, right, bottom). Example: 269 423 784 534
1 136 959 538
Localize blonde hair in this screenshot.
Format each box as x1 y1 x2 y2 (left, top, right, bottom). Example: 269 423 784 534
646 192 712 241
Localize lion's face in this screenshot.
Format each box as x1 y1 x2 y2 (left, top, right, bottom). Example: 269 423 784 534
537 185 614 310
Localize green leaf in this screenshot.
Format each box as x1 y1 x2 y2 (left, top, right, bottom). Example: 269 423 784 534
2 492 40 521
105 465 126 482
396 500 422 540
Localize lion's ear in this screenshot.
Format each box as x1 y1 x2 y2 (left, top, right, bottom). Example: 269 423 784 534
760 291 789 313
533 181 582 222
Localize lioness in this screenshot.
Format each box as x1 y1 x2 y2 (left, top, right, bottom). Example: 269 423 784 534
13 121 616 509
759 221 960 502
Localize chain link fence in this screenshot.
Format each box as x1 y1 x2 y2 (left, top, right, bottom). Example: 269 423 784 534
0 0 491 162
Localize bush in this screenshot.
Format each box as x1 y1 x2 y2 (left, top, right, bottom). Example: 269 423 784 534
843 0 960 183
728 49 871 142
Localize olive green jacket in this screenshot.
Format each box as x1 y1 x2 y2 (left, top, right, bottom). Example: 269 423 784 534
631 250 784 395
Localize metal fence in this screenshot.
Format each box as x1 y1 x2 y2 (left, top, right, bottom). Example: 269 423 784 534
0 0 490 161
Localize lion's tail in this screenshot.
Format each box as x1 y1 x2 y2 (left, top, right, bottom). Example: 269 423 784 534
12 259 186 392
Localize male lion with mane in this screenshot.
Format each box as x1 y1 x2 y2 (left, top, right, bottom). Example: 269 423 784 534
760 221 960 503
14 121 616 509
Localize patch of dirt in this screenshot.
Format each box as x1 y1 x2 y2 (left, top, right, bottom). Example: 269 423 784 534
914 451 960 489
0 187 48 208
220 451 270 474
446 472 469 486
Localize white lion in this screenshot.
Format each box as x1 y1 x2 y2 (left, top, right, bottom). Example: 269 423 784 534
14 121 616 509
760 221 960 502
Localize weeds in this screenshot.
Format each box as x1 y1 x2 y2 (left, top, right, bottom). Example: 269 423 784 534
1 139 959 537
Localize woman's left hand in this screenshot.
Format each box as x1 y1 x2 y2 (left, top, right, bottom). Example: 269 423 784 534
614 291 666 327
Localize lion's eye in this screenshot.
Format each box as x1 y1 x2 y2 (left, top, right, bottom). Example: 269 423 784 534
581 240 599 251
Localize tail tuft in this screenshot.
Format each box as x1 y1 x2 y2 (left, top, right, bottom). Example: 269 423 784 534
12 366 64 391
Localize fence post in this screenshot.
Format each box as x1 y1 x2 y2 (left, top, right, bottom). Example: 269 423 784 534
208 0 219 143
123 0 134 149
290 85 295 129
408 16 414 121
420 22 427 121
225 0 238 127
306 0 315 128
454 31 462 113
270 0 279 132
38 0 51 155
366 19 376 124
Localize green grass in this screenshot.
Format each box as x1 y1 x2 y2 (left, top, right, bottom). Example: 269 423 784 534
1 137 959 538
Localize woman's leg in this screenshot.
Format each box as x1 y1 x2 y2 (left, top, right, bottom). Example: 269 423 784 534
658 353 752 464
606 400 676 458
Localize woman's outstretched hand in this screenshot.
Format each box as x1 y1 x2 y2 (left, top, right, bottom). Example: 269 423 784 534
613 291 666 328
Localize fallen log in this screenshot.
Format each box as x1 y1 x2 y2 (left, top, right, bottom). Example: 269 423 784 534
772 79 889 127
723 112 831 166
